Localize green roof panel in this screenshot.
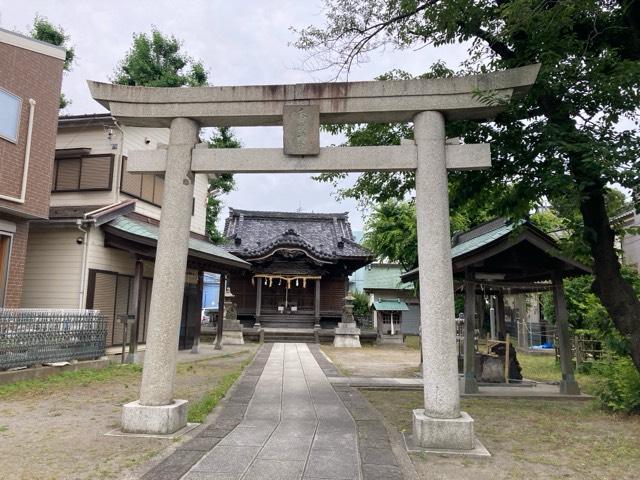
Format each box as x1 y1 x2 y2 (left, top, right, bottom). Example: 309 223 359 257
363 264 414 290
451 222 519 258
373 298 409 311
107 216 250 268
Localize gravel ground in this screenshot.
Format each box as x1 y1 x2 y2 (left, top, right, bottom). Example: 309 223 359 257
321 344 421 378
0 343 258 480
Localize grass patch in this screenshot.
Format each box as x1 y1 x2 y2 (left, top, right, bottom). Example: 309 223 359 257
404 335 421 350
187 357 253 423
176 350 249 373
517 351 561 382
0 363 142 399
517 350 601 394
363 389 640 478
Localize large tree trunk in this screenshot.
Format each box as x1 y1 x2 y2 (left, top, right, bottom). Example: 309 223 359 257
571 165 640 371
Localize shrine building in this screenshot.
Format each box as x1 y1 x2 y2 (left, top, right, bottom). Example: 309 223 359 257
223 209 374 330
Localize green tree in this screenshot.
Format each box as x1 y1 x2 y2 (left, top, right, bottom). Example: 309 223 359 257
30 15 75 109
113 28 207 87
363 200 418 270
206 127 241 243
295 1 640 371
113 28 238 242
363 196 493 270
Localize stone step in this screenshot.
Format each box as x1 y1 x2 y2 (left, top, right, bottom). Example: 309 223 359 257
262 329 317 343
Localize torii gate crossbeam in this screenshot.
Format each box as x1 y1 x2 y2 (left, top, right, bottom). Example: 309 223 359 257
88 64 540 453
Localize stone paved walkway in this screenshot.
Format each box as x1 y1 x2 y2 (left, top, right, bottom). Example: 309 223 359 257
140 343 405 480
184 343 361 480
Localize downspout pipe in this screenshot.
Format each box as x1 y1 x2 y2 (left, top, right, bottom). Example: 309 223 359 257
0 99 36 204
112 120 125 204
76 217 96 309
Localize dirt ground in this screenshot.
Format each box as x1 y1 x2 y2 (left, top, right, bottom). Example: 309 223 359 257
365 390 640 480
321 344 421 377
0 343 258 480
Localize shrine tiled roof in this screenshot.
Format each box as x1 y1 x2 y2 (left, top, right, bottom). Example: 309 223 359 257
223 208 373 262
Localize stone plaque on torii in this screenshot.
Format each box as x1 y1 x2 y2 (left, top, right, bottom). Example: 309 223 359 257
88 64 540 451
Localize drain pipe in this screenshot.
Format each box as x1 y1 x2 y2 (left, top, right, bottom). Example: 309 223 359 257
112 120 125 204
0 99 36 204
76 219 92 308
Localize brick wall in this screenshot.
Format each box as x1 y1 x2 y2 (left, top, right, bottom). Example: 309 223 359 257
0 41 64 218
3 219 28 307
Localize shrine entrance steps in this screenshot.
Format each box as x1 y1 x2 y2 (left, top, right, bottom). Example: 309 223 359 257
262 328 317 343
257 314 316 329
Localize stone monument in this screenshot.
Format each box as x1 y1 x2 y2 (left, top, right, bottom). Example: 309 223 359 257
221 288 244 345
333 294 361 348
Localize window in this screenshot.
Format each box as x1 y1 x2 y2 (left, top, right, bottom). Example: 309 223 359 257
0 88 22 143
120 157 164 207
0 234 12 307
52 155 114 192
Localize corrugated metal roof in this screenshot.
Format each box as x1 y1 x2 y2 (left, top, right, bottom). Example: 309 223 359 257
373 298 409 311
451 221 521 258
107 216 250 268
363 264 413 290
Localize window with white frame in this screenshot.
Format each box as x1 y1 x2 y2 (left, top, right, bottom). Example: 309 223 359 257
0 88 22 143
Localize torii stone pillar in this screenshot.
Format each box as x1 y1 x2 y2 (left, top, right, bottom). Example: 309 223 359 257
412 111 475 450
121 117 200 434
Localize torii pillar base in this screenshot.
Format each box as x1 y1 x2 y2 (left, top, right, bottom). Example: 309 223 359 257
122 399 188 435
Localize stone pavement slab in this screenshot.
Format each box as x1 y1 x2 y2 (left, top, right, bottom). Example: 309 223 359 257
144 343 406 480
181 343 366 479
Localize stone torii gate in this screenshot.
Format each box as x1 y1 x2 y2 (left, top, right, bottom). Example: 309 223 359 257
88 64 539 451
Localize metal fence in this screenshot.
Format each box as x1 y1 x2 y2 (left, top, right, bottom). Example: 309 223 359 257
356 314 374 331
0 309 107 370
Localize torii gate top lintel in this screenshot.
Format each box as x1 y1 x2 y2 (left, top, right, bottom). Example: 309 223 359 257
88 64 540 129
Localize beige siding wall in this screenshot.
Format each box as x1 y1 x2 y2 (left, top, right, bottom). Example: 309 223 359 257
83 225 155 306
191 174 208 235
56 127 118 155
21 226 83 308
122 126 169 153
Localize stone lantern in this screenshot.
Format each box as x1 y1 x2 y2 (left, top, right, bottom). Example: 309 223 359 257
222 288 244 345
333 293 361 348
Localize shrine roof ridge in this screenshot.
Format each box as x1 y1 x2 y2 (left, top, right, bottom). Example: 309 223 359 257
228 208 350 220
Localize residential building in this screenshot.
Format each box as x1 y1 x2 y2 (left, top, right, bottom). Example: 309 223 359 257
21 114 248 348
0 27 65 307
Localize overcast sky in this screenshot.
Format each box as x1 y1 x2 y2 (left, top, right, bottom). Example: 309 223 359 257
0 1 468 231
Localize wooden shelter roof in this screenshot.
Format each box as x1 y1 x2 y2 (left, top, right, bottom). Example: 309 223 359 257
401 218 591 288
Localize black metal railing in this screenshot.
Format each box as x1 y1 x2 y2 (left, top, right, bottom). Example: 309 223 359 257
0 309 107 370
